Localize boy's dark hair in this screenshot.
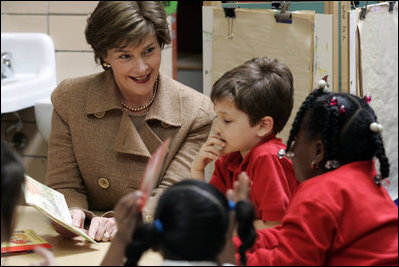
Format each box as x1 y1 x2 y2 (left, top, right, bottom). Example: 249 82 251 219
285 88 389 183
124 179 256 265
1 141 25 241
211 57 294 133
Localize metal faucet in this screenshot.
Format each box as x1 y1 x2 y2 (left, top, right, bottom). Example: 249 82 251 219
1 52 14 79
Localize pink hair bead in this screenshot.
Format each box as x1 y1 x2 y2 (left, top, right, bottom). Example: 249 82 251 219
339 105 346 114
363 94 371 103
330 96 338 106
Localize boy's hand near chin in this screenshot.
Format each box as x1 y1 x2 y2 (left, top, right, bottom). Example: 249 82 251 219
191 133 225 180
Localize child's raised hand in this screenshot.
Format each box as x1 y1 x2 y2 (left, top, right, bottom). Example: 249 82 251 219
113 191 143 244
227 171 250 203
191 133 226 180
31 246 56 266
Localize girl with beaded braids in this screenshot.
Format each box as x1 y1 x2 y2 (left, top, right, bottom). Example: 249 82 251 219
236 84 398 265
101 178 256 266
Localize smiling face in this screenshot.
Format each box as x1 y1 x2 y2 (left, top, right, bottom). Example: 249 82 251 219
104 34 161 100
213 98 262 158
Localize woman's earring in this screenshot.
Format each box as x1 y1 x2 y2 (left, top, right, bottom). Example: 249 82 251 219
101 61 111 70
310 160 319 170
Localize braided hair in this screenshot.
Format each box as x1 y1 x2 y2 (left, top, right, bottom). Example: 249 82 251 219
1 141 25 242
285 87 389 184
124 179 256 266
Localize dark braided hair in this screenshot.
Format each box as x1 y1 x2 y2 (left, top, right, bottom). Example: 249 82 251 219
1 141 25 242
235 200 256 266
124 179 256 265
285 87 390 184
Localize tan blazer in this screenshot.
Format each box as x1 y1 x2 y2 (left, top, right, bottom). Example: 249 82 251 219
45 71 215 221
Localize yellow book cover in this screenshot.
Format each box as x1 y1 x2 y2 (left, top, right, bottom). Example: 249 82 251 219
1 229 51 254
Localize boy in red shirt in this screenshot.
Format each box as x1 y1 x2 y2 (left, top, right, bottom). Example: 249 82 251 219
191 57 299 230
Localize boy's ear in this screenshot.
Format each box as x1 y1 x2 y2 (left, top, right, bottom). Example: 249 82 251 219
257 116 274 138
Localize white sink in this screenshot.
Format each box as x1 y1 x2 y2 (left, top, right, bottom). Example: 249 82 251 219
1 33 57 114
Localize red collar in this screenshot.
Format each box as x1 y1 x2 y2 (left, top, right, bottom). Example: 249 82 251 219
223 133 278 173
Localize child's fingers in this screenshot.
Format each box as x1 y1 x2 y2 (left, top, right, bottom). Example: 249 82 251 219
114 191 142 226
226 189 235 202
235 172 250 201
204 135 226 148
33 246 56 266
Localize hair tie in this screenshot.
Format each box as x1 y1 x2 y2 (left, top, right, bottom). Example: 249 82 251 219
228 200 236 211
324 160 340 170
370 122 383 133
154 219 163 234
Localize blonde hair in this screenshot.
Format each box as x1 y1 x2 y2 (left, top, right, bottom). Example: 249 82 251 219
85 1 171 67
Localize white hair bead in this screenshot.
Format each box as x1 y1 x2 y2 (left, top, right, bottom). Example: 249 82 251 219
318 79 327 89
370 122 383 133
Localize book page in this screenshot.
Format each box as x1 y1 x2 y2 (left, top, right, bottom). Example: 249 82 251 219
24 175 97 244
25 175 72 225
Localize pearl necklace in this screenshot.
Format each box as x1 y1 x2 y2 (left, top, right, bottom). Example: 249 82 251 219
121 77 159 112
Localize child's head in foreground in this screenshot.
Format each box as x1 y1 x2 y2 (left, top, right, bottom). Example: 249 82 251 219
282 87 389 183
1 141 25 242
210 57 294 155
124 179 256 265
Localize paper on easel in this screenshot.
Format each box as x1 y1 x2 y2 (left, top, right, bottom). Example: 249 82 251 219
24 175 97 244
211 8 315 142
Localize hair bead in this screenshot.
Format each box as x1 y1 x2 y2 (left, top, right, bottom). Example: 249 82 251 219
339 105 346 114
370 122 383 133
277 149 286 159
228 200 236 211
363 94 372 103
329 96 338 106
154 219 163 234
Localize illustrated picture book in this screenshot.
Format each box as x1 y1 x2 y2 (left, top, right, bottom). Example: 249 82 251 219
1 229 52 254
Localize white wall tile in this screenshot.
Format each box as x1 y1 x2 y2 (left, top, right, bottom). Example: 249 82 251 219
49 1 98 14
49 15 91 51
56 51 102 82
1 1 48 14
1 15 47 33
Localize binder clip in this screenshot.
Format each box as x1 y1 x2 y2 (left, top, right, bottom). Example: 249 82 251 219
274 1 292 24
222 1 236 39
388 1 396 12
360 2 368 20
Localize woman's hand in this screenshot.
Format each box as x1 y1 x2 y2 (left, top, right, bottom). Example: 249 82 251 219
88 217 117 242
31 246 56 266
191 133 226 180
51 208 85 239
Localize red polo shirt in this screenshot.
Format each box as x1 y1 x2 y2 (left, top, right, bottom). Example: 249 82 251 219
235 161 398 266
209 134 298 221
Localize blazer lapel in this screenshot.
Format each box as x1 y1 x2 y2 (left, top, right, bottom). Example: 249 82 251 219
114 112 151 158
